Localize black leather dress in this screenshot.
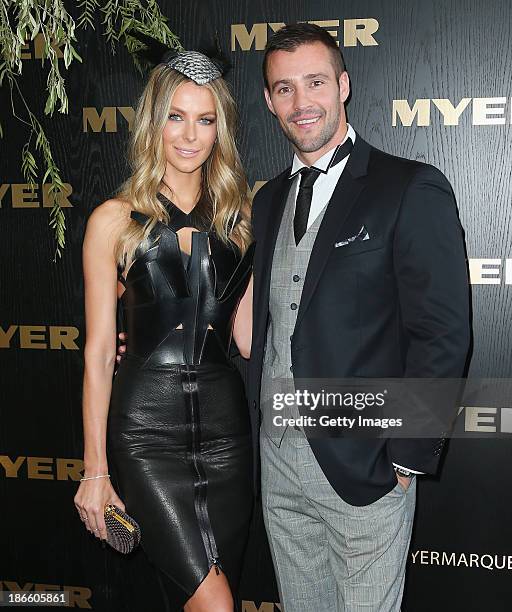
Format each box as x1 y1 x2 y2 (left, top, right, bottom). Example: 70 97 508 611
107 193 255 610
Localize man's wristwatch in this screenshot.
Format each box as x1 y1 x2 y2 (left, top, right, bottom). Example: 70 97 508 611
394 466 413 478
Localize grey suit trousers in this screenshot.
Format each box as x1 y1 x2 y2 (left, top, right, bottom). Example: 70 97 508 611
260 425 416 611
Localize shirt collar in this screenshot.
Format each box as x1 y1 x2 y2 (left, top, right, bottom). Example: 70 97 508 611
290 123 356 178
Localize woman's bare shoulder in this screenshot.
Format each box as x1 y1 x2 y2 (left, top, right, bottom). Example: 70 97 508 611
89 197 133 224
86 198 133 234
84 198 134 252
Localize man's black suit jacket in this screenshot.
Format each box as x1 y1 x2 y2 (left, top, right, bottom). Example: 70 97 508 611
247 133 471 506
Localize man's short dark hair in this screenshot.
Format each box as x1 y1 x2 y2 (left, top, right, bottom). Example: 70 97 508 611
262 23 346 90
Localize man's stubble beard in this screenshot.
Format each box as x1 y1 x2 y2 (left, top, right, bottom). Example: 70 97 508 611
281 95 342 154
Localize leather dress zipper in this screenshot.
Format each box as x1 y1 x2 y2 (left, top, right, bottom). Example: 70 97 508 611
182 364 222 575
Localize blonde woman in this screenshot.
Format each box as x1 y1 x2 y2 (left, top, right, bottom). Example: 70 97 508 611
74 50 254 612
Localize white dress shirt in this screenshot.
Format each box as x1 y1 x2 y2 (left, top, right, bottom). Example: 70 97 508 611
289 123 356 229
288 123 423 477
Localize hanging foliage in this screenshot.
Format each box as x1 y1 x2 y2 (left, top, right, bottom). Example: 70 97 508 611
0 0 181 260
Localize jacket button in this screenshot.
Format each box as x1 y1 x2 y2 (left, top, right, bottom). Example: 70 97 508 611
293 274 300 282
290 303 297 310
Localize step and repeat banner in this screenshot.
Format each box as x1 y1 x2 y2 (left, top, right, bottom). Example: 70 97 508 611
1 1 511 610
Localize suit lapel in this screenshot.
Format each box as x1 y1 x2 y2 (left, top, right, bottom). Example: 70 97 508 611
294 135 371 331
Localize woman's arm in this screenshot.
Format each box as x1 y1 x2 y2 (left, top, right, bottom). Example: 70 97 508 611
232 274 253 359
82 201 123 473
74 199 129 539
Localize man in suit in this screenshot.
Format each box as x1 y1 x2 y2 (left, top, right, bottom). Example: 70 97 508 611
248 23 470 611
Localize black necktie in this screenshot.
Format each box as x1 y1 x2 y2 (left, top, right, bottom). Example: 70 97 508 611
294 167 320 245
292 137 354 245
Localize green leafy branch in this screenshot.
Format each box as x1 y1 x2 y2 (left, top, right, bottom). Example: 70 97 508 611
3 67 67 259
104 0 182 71
1 0 181 260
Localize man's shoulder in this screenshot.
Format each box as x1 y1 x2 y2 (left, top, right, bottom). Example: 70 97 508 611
364 139 450 187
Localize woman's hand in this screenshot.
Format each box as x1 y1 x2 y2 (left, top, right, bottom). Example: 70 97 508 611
74 477 125 541
116 332 127 363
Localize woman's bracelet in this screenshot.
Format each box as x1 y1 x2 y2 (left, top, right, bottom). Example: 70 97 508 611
80 473 110 481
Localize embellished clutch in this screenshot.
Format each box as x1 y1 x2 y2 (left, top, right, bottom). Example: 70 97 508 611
103 504 141 554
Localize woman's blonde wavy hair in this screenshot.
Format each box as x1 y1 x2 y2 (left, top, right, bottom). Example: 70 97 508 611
114 63 252 269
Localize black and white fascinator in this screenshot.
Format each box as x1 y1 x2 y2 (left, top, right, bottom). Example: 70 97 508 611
129 31 230 85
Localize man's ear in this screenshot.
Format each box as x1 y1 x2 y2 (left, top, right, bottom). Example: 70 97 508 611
339 71 350 104
264 88 276 116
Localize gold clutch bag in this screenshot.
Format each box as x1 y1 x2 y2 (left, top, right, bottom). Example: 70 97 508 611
103 504 141 554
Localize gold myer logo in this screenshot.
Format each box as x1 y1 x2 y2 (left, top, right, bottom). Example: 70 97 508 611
83 107 135 132
0 325 79 350
0 183 72 208
0 581 91 609
241 602 282 612
468 259 512 285
461 406 512 433
0 456 84 480
20 33 63 60
392 97 512 126
249 181 267 199
231 19 379 51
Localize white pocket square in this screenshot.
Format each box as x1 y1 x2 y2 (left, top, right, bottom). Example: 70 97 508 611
334 225 370 248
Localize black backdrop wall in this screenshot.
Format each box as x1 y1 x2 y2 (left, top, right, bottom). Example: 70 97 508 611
1 1 512 610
